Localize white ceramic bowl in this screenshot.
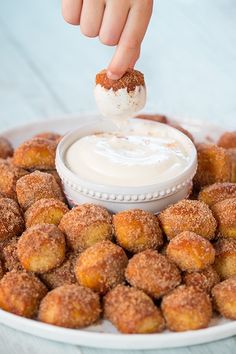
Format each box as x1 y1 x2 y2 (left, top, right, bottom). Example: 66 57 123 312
56 117 197 213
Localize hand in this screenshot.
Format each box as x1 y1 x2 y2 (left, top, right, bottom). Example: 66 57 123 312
62 0 153 79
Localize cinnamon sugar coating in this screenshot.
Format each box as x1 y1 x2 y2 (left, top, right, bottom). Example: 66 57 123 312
214 238 236 280
161 285 212 331
104 285 165 334
25 198 69 228
59 204 113 252
38 284 101 328
17 224 66 273
0 137 13 159
212 276 236 320
113 209 163 253
33 132 62 143
13 137 57 170
227 148 236 182
166 231 215 272
0 198 24 241
1 236 23 272
75 240 128 294
16 171 64 210
217 131 236 149
125 250 181 299
211 198 236 239
183 266 220 294
159 200 216 240
0 260 4 279
96 69 145 92
0 271 47 318
199 182 236 206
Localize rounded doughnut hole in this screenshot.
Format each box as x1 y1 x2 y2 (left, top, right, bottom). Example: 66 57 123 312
16 171 64 210
13 137 57 170
217 131 236 149
113 209 163 253
227 148 236 182
25 198 69 228
214 238 236 280
59 204 113 252
17 224 66 273
161 285 212 332
159 199 216 241
0 198 24 242
38 284 101 328
211 198 236 239
125 250 181 298
183 266 220 294
0 271 47 318
212 276 236 320
198 182 236 207
0 260 4 280
104 284 165 334
1 236 23 272
75 240 128 294
33 132 62 143
0 137 13 159
166 231 215 271
0 158 27 200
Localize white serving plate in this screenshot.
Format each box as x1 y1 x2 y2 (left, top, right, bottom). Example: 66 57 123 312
0 113 235 350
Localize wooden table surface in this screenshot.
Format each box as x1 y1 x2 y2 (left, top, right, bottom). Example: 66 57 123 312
0 0 235 353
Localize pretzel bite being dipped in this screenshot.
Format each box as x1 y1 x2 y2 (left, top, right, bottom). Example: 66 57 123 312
17 224 66 273
33 132 62 143
212 276 236 320
217 131 236 149
59 204 112 252
159 200 216 241
0 271 47 318
214 238 236 280
95 69 146 120
13 137 57 170
40 252 77 289
161 285 212 332
166 231 215 272
25 198 69 228
198 182 236 207
211 198 236 239
16 171 64 210
0 159 28 200
125 250 181 299
0 137 13 159
0 198 24 241
38 284 101 328
183 266 220 294
75 240 128 294
113 209 163 253
104 284 165 334
193 144 232 190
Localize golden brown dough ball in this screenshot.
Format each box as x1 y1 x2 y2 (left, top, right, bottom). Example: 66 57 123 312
212 276 236 320
218 131 236 149
0 260 4 280
211 198 236 239
161 285 212 331
0 137 13 159
113 209 163 253
1 236 23 272
40 252 77 289
75 240 128 294
33 132 62 143
59 204 113 252
159 199 216 241
16 171 64 210
38 284 101 328
13 137 57 170
183 266 220 294
227 148 236 182
166 231 215 271
198 182 236 207
0 159 28 200
0 271 47 318
194 143 232 190
104 284 165 334
214 238 236 280
17 224 66 273
0 198 24 241
25 198 69 228
125 250 181 299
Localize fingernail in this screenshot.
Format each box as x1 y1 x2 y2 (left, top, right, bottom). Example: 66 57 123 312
107 71 120 80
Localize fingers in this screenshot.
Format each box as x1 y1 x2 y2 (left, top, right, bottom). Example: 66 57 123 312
62 0 83 25
80 0 105 37
107 0 153 79
129 47 141 69
99 0 130 46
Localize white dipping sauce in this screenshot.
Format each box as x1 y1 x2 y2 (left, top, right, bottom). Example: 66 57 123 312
66 123 190 187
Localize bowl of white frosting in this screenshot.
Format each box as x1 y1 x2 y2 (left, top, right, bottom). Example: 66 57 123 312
56 116 197 213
